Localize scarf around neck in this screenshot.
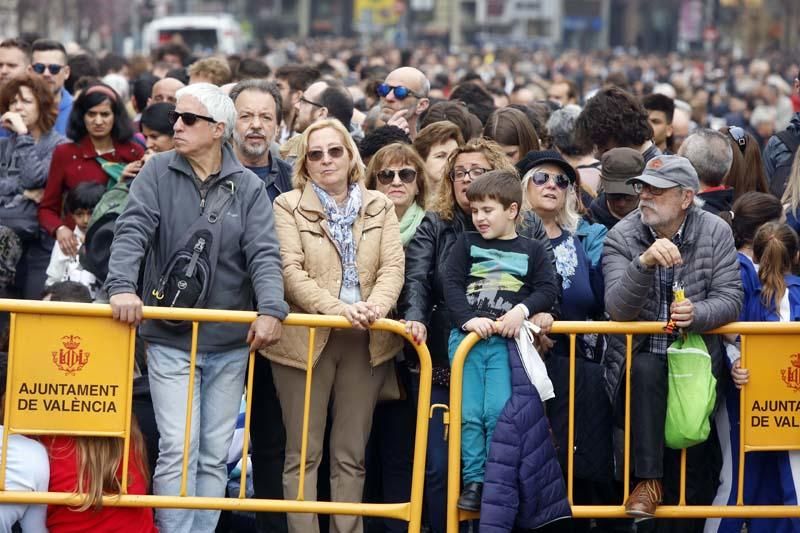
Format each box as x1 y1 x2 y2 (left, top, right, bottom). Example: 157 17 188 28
399 201 425 247
311 181 362 288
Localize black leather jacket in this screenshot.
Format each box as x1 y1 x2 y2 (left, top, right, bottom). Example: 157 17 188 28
399 207 557 371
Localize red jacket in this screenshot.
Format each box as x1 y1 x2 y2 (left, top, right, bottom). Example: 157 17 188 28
38 136 144 236
42 435 158 533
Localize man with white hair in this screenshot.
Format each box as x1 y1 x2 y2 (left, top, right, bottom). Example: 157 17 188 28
105 83 288 533
679 129 734 215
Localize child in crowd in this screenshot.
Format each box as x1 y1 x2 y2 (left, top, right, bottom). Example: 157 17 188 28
44 181 105 297
444 169 558 511
40 281 157 533
719 222 800 533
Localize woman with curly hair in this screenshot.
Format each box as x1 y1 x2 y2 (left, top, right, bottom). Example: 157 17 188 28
400 138 554 532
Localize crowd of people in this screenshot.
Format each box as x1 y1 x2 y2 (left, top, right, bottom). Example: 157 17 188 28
0 32 798 533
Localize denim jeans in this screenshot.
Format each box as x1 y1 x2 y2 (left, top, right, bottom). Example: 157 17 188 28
148 342 249 533
448 330 511 484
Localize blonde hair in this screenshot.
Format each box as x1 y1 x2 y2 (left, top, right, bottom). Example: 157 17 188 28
54 419 150 511
427 138 515 221
781 149 800 217
521 166 581 233
292 119 365 190
187 56 232 86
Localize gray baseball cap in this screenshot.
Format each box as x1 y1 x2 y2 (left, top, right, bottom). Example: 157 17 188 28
600 148 644 195
626 154 700 192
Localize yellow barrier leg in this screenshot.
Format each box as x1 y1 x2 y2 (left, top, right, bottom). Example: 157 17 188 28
180 322 200 497
239 350 256 498
623 334 632 501
679 449 687 506
567 333 576 505
120 326 137 494
0 313 15 491
737 334 747 506
407 340 433 533
297 327 316 501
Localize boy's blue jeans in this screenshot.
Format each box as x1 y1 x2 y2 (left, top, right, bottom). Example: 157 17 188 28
448 329 512 484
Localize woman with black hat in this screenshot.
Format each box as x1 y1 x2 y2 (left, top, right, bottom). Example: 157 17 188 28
518 150 615 532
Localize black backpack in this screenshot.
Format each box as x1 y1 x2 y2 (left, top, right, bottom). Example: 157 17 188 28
769 129 800 199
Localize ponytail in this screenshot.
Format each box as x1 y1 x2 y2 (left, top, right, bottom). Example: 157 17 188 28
753 222 799 312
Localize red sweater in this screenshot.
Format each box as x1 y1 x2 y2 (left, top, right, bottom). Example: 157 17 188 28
38 136 144 236
42 436 158 533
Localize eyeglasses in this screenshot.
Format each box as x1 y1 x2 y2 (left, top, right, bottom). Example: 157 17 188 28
376 83 424 101
376 168 417 185
631 182 675 196
307 146 345 162
168 110 217 127
450 167 490 182
31 63 63 75
300 96 323 108
529 171 572 190
728 126 747 154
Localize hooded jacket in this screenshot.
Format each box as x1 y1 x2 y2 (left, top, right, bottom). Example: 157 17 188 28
588 193 621 231
698 187 734 216
479 342 571 533
105 143 289 352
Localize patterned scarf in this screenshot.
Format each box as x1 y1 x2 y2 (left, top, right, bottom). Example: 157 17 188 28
312 181 362 288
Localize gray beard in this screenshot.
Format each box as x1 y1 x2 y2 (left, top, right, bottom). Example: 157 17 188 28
233 131 269 160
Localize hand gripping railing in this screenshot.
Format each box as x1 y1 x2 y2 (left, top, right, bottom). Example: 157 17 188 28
446 321 800 532
0 299 431 531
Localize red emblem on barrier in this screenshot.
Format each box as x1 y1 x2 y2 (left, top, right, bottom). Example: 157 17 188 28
52 335 90 375
781 353 800 392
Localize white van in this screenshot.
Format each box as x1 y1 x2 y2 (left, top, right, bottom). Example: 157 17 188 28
142 14 245 55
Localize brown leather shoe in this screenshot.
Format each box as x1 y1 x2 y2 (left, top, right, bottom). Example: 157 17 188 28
624 479 663 519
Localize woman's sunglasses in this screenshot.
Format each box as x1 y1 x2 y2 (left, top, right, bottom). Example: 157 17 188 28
728 126 747 154
168 110 217 127
529 171 571 190
307 146 345 162
376 168 417 185
375 83 424 101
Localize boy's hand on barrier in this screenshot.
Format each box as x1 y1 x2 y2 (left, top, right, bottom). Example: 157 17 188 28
496 305 526 338
731 359 749 389
109 292 144 326
248 315 283 351
464 317 495 339
402 320 427 345
530 312 554 335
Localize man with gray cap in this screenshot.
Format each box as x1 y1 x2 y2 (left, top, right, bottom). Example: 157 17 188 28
602 155 742 520
589 147 644 230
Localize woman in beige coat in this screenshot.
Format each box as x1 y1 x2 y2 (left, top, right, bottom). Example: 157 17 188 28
267 118 405 533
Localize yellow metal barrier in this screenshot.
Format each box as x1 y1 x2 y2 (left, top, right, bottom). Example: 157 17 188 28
0 299 431 531
446 321 800 531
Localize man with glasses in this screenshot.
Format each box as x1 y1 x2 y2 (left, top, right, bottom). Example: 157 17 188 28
106 83 288 533
679 129 734 215
378 67 430 140
28 39 71 136
602 155 742 522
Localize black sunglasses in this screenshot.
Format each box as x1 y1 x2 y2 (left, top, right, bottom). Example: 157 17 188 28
376 83 424 101
376 168 417 185
168 110 217 127
307 146 345 162
728 126 747 154
529 171 571 190
31 63 63 75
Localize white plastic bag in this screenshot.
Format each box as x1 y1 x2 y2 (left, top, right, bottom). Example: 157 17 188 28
514 321 555 401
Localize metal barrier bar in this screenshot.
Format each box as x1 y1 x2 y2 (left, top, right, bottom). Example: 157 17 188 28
179 321 200 497
0 300 431 531
297 327 316 501
120 326 137 495
0 312 16 492
238 350 256 499
447 321 800 530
